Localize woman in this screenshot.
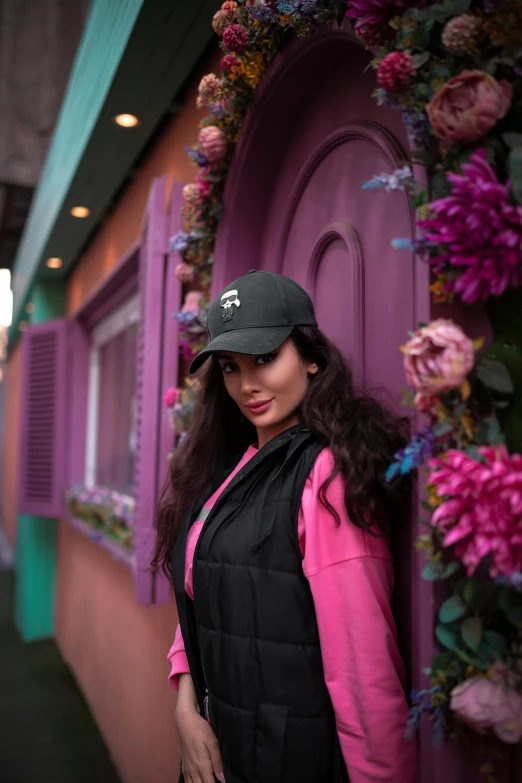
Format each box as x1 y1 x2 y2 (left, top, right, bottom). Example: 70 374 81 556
153 270 419 783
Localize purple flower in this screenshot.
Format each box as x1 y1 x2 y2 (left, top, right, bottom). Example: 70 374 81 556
184 146 209 168
402 108 429 144
247 5 278 23
420 149 522 303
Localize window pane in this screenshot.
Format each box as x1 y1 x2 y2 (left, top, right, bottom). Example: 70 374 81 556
95 323 137 494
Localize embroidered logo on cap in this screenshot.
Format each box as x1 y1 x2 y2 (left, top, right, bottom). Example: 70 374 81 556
221 289 241 322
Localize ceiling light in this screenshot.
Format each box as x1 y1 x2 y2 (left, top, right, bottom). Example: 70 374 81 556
46 257 63 269
25 303 34 313
18 320 28 331
113 113 140 128
70 206 90 218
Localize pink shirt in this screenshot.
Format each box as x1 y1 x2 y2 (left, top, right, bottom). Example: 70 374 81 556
168 446 418 782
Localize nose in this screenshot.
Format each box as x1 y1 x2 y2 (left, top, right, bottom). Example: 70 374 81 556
240 367 261 396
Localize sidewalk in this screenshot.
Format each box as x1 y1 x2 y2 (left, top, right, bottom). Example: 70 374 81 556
0 565 122 783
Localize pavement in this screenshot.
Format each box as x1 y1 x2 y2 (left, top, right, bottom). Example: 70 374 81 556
0 560 122 783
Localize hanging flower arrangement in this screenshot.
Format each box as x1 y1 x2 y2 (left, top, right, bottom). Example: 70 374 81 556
169 0 522 758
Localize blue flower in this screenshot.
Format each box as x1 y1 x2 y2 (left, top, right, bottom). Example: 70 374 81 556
173 310 199 326
494 572 522 591
184 146 209 167
362 165 414 192
386 426 435 481
169 231 194 253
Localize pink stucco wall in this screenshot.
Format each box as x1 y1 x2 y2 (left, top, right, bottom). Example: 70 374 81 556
55 49 221 783
1 340 22 545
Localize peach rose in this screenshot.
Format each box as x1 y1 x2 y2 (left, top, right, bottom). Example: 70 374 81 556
450 673 522 743
427 70 512 144
402 319 474 396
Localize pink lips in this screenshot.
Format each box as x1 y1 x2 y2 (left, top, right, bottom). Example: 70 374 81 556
246 399 273 415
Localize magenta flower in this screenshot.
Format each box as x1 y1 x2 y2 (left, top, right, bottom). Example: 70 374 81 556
345 0 406 28
164 388 180 409
429 446 522 577
222 24 249 52
420 149 522 303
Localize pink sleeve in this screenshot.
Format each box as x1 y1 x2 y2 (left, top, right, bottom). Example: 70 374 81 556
298 449 419 783
167 624 190 692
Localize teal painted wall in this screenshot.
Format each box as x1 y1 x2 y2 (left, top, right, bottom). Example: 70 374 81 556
14 281 65 641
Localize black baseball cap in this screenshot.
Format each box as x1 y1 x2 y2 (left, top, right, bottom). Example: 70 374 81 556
188 270 317 374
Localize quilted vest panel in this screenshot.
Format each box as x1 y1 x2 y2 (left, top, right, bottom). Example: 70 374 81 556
192 426 349 783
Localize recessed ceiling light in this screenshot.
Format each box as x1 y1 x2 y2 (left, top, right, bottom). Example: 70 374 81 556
70 206 90 218
25 303 34 313
113 113 141 128
18 320 28 331
46 257 63 269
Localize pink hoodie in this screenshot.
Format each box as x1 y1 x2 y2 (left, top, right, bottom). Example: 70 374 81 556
168 446 419 782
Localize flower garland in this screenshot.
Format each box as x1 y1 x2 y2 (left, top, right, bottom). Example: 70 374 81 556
164 0 522 756
65 485 134 549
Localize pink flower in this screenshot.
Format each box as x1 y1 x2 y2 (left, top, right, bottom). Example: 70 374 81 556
198 74 221 105
427 70 512 144
163 387 179 409
450 669 522 743
181 291 203 314
414 392 441 415
420 150 522 303
175 263 194 283
195 173 212 199
377 52 416 93
429 446 522 577
402 319 474 396
222 24 249 52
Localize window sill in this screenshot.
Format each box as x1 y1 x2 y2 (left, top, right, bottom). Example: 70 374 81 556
66 515 135 570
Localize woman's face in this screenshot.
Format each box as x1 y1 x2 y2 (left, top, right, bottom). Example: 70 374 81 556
216 339 318 448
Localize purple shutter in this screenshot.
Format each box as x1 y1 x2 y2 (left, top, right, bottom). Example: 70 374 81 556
18 318 68 518
66 320 90 488
153 179 184 604
133 176 168 604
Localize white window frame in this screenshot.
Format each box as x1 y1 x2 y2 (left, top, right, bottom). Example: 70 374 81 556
85 294 139 493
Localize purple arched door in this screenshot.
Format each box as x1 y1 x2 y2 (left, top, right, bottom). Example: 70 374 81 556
212 24 502 783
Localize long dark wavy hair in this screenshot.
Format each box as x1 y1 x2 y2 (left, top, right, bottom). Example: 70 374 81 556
152 326 410 577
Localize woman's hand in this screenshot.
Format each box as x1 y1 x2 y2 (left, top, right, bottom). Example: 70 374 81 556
176 674 225 783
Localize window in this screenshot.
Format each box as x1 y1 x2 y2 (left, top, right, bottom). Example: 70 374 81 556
85 295 139 496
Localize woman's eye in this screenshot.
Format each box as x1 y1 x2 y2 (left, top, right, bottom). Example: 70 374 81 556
221 362 237 374
256 353 277 365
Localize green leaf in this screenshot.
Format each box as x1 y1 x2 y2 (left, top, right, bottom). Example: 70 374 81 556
483 630 508 657
412 52 430 68
502 132 522 149
411 189 428 209
455 649 490 670
433 419 454 437
441 561 460 579
509 147 522 204
431 169 450 199
435 624 460 651
499 587 522 625
439 596 466 623
463 579 476 604
461 617 483 652
422 562 443 581
476 358 514 395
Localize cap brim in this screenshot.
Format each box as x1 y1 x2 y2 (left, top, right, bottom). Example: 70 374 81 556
188 325 294 374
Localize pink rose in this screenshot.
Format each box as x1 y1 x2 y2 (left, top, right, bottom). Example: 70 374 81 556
450 672 522 743
402 319 474 396
181 291 203 314
163 387 179 409
427 70 512 144
175 263 194 283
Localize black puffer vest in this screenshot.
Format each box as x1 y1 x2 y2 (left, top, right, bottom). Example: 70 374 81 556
172 425 349 783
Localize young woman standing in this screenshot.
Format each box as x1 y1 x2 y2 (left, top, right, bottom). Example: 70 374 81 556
153 270 419 783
